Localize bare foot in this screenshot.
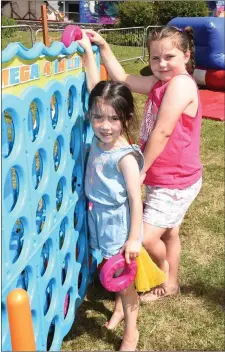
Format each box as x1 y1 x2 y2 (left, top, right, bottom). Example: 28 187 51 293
139 259 170 303
104 310 124 330
140 284 180 303
119 329 139 351
163 284 180 297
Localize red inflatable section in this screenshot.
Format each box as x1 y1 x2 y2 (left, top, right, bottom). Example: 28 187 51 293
194 68 225 91
205 70 225 91
199 90 225 121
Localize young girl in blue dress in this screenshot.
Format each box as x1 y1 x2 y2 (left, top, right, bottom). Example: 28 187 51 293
78 30 143 350
78 30 166 351
85 80 143 351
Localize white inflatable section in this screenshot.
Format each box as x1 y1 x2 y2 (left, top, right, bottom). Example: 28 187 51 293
193 69 206 85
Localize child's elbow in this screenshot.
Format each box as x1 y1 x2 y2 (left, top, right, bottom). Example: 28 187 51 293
161 130 171 138
154 128 171 139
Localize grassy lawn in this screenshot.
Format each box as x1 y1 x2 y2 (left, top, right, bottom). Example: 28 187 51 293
2 30 63 50
2 30 34 49
62 61 224 351
106 44 144 62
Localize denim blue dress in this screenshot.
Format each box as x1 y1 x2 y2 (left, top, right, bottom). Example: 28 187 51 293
85 137 144 258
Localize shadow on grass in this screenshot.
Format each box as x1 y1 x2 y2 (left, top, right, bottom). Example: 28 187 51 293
181 280 225 308
63 279 122 350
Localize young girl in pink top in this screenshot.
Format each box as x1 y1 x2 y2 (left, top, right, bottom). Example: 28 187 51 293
86 26 202 302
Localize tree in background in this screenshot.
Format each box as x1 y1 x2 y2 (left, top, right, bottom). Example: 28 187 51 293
116 1 209 27
116 1 155 27
2 16 18 38
155 1 209 24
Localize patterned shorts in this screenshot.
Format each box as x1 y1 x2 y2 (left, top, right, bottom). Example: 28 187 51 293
143 177 202 228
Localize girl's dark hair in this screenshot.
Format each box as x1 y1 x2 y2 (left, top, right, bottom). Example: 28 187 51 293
88 80 139 143
147 26 195 74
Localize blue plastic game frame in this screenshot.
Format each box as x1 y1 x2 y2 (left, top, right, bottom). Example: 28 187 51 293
2 41 101 351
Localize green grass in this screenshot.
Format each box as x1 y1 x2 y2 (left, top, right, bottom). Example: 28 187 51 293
2 30 64 50
62 61 224 351
2 30 34 49
109 44 144 62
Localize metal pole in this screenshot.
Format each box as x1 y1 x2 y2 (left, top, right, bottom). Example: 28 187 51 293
63 0 66 17
41 4 49 47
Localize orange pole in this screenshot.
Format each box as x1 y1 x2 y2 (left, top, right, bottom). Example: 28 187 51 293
7 288 36 351
41 4 49 47
100 64 109 80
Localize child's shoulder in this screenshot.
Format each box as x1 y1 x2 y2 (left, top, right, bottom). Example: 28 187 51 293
168 74 198 90
115 140 142 154
166 74 198 98
117 144 144 173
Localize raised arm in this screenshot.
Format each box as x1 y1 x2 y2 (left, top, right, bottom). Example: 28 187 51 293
85 29 157 95
77 29 100 92
119 153 142 264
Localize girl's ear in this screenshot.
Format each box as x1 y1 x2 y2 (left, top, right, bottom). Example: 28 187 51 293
125 113 133 128
184 49 190 64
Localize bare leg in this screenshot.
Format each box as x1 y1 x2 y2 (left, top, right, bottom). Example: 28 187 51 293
162 226 180 293
119 283 139 351
140 225 180 301
104 292 124 329
141 223 168 300
142 222 167 272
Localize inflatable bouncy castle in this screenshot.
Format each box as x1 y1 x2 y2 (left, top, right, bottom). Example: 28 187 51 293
79 0 118 24
169 17 225 90
216 1 225 17
169 17 225 120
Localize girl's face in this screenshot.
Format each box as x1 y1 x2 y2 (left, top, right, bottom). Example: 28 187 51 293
91 100 123 149
149 38 190 82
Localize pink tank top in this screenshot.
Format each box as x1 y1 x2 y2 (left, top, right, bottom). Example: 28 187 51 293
139 76 202 189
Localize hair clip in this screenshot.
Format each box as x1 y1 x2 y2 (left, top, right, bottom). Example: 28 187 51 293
177 27 185 33
172 26 184 33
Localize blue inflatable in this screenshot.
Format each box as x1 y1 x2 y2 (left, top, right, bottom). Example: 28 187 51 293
168 17 225 70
